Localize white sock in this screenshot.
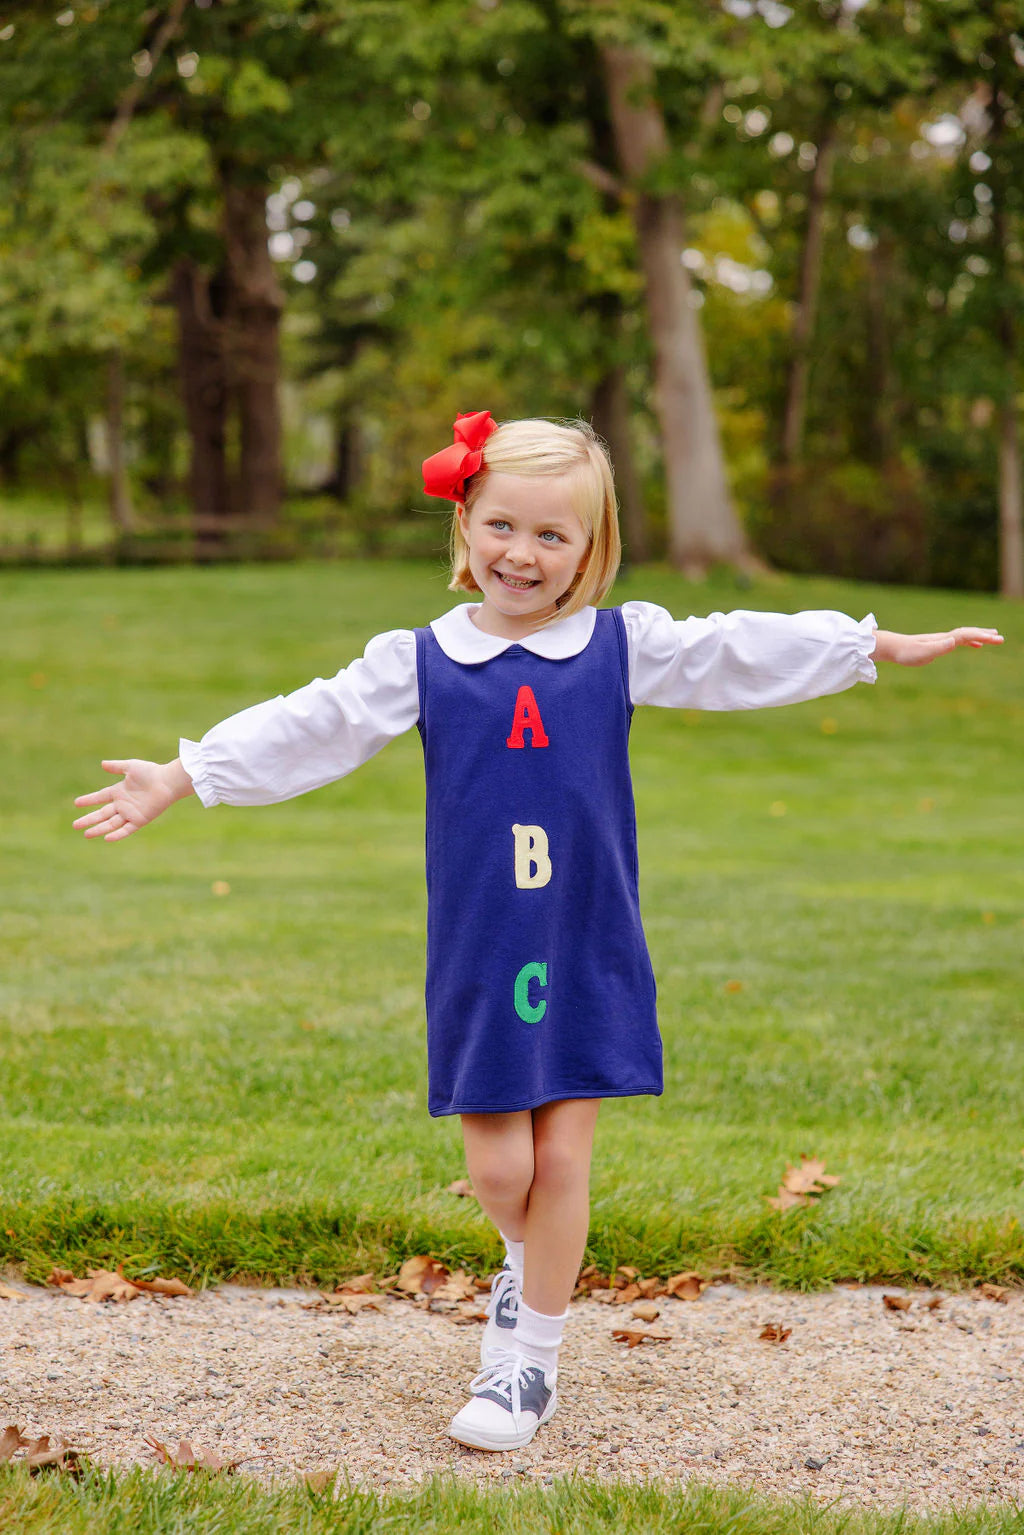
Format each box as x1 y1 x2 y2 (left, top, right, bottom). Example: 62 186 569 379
513 1298 567 1374
500 1233 525 1286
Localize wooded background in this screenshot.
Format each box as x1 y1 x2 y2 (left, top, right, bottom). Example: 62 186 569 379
1 0 1021 593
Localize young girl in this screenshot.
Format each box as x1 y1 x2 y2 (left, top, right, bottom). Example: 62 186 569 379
73 413 1002 1454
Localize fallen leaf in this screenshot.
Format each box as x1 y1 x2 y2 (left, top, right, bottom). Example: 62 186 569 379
593 1289 619 1305
665 1271 706 1302
759 1323 792 1343
21 1435 85 1475
304 1468 338 1491
978 1283 1008 1303
612 1328 672 1349
611 1282 643 1305
145 1436 242 1473
631 1301 661 1322
432 1269 479 1305
445 1179 476 1198
0 1427 83 1476
883 1294 913 1311
615 1266 641 1283
0 1283 25 1301
637 1277 664 1298
765 1188 812 1212
131 1275 193 1298
394 1256 451 1297
307 1291 385 1314
336 1273 376 1294
576 1265 611 1292
46 1264 192 1304
1 1425 25 1463
766 1154 841 1211
452 1300 489 1325
923 1296 943 1311
47 1267 140 1303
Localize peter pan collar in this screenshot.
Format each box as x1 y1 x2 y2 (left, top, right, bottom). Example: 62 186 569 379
430 602 597 664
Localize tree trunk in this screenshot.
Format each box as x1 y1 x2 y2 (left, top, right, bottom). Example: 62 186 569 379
989 81 1023 599
591 360 648 564
221 174 284 525
105 349 135 536
781 122 836 467
600 44 752 576
998 394 1023 599
172 257 230 551
863 238 893 464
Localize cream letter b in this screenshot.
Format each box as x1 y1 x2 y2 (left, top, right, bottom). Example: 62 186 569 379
511 824 552 889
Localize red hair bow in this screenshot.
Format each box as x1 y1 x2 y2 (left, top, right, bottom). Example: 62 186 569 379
422 411 497 501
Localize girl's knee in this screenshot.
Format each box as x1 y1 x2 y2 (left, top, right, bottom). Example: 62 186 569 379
469 1144 534 1206
531 1134 591 1194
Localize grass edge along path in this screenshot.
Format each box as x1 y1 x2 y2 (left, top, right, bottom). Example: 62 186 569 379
1 1469 1023 1535
3 1198 1023 1292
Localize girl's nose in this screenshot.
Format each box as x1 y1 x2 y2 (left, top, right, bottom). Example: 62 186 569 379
508 539 536 566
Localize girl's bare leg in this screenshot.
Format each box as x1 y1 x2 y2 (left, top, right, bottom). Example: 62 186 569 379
460 1110 535 1242
522 1098 600 1316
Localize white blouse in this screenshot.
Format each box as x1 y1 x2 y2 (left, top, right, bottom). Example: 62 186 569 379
179 601 878 809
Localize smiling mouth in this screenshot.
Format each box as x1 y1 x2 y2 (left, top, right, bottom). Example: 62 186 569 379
495 572 540 590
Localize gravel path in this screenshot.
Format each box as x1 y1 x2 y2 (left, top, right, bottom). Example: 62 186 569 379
1 1279 1021 1510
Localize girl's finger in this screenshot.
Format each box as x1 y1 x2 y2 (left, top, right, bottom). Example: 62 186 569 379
72 803 117 830
104 821 137 842
73 786 116 808
101 759 131 775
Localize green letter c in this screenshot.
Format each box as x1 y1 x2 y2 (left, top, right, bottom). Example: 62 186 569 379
514 961 548 1024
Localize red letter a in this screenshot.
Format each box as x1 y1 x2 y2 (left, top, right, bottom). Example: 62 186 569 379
506 685 550 749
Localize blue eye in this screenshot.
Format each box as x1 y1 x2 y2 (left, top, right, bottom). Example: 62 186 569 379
540 530 563 543
489 519 510 531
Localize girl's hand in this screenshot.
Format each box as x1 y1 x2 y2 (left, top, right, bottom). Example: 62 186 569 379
72 758 194 843
872 627 1004 666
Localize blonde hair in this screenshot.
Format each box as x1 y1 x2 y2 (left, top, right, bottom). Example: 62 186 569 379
448 417 621 625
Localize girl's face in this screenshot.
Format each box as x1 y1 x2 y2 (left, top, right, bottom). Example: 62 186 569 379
457 472 591 639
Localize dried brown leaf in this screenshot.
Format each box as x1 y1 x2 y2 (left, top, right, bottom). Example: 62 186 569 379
144 1435 242 1473
616 1266 641 1282
882 1294 913 1311
304 1468 338 1491
922 1295 943 1311
665 1271 706 1301
131 1275 193 1298
395 1256 451 1297
336 1273 376 1294
431 1268 479 1304
48 1267 141 1303
611 1283 642 1305
308 1291 385 1314
631 1301 661 1322
576 1265 610 1292
759 1323 792 1343
611 1328 672 1349
593 1288 619 1305
22 1435 85 1475
978 1283 1008 1303
0 1283 25 1301
445 1179 476 1198
637 1277 664 1298
766 1189 812 1212
1 1425 26 1463
453 1301 489 1325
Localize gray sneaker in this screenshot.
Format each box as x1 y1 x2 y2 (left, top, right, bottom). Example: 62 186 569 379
449 1348 557 1451
480 1264 520 1367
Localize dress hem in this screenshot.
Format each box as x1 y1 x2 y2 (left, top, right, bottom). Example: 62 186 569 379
428 1084 663 1118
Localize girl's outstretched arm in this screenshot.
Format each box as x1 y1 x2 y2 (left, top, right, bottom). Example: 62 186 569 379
872 627 1003 665
73 758 195 843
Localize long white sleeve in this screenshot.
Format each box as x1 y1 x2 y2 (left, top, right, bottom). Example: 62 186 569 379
622 601 877 711
179 628 419 807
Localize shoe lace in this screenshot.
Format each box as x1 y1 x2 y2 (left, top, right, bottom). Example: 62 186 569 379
468 1349 537 1422
489 1267 519 1325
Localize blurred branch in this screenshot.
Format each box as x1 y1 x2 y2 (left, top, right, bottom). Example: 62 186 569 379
101 0 190 158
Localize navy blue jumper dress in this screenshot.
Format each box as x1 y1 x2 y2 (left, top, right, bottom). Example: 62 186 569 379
414 607 662 1117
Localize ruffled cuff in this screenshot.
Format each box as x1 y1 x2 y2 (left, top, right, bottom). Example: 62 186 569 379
178 737 220 809
856 613 878 684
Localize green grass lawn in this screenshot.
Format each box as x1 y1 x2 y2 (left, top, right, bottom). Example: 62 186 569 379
1 560 1021 1287
3 1470 1024 1535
